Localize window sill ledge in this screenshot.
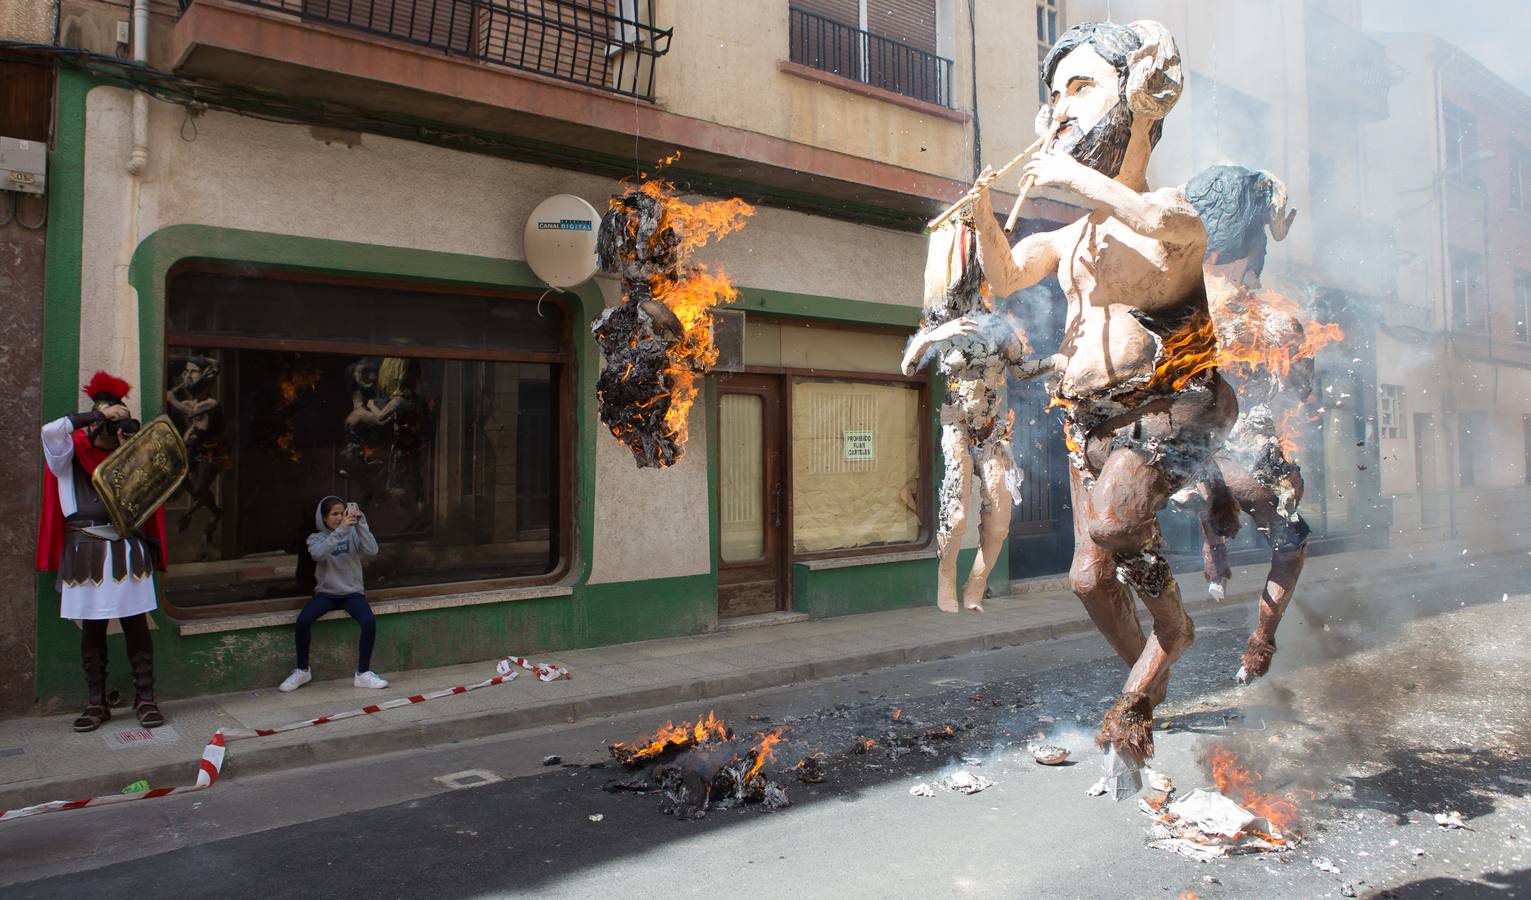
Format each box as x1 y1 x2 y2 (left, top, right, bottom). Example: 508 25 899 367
174 582 575 636
797 547 937 571
778 61 967 123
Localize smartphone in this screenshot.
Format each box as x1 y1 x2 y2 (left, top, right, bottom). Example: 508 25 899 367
345 502 360 517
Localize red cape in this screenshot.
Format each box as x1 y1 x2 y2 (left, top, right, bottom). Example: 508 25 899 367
36 428 168 572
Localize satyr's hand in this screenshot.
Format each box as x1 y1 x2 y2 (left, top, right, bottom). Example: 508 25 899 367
928 317 982 344
970 166 999 218
1021 151 1093 195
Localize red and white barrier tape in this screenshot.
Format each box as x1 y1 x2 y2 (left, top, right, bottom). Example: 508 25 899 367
0 654 569 823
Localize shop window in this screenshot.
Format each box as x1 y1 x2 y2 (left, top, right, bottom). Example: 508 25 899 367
1036 0 1059 103
161 269 567 611
791 377 924 554
1457 411 1485 488
1378 384 1405 439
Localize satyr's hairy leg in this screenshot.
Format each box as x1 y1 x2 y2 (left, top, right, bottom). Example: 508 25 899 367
1223 465 1309 683
962 452 1013 612
935 426 973 614
1067 465 1146 666
1088 449 1195 764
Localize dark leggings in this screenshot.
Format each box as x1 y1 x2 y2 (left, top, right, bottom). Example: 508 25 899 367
294 592 376 673
81 612 152 658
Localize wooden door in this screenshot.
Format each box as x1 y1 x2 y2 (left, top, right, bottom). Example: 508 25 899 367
716 375 786 618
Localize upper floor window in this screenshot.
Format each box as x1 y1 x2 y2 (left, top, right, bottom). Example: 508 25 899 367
1511 141 1531 210
1443 101 1476 173
1379 384 1406 440
1450 248 1486 332
788 1 954 108
1036 0 1060 103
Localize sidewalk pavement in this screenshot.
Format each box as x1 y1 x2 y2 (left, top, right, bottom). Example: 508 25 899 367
0 541 1515 813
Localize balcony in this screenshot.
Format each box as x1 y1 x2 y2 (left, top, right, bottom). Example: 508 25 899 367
176 0 672 99
1304 4 1399 122
787 7 953 110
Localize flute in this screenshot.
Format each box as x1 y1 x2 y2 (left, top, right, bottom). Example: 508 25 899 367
1003 128 1058 234
924 135 1045 234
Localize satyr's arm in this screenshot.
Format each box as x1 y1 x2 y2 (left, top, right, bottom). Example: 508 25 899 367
901 318 980 375
970 182 1060 297
1022 154 1203 243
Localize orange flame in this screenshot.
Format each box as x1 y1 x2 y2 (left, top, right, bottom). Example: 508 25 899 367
1148 314 1220 393
1212 288 1344 382
743 729 787 782
1208 744 1301 841
610 709 731 765
613 162 753 452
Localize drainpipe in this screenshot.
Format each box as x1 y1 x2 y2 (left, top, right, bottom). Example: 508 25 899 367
127 0 149 175
1433 44 1458 539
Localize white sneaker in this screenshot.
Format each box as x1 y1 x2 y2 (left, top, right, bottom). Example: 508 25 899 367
354 670 388 689
279 668 312 693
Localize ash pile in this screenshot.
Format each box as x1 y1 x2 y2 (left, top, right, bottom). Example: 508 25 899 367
592 170 752 468
604 711 789 819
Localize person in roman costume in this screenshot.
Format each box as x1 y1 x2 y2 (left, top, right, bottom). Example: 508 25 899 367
37 372 169 732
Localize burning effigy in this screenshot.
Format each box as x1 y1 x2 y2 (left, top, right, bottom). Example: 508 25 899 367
593 154 753 468
606 711 789 819
1181 165 1345 683
900 215 1058 614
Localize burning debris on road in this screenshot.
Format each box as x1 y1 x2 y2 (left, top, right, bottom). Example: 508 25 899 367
593 153 753 468
1139 742 1305 860
605 711 789 819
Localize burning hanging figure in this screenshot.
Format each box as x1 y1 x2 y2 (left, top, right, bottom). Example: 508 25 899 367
901 215 1059 613
1179 165 1342 684
963 21 1234 778
594 157 753 468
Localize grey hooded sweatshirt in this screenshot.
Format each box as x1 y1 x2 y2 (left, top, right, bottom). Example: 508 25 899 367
306 496 379 596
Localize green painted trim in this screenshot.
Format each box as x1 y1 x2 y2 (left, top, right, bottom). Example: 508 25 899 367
735 287 921 329
34 72 93 710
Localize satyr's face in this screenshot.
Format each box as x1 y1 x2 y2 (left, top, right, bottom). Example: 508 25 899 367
1047 44 1135 178
182 362 203 388
1048 45 1120 140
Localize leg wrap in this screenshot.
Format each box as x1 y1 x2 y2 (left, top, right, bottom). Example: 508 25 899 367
1268 514 1310 552
1097 691 1155 764
1114 543 1173 597
1241 635 1277 679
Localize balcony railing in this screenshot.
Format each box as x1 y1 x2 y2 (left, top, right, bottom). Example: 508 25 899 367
178 0 673 100
788 7 953 109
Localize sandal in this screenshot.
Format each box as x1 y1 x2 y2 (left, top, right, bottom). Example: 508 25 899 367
134 699 165 729
73 704 112 733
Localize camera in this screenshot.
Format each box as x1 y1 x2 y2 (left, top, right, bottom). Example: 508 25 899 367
102 417 141 436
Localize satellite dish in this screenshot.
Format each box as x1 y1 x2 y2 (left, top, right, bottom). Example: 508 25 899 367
524 194 601 288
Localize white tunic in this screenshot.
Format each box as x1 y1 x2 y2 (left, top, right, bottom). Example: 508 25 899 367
42 416 159 621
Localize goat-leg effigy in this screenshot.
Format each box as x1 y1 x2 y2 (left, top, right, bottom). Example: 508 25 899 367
902 216 1056 614
1182 164 1342 684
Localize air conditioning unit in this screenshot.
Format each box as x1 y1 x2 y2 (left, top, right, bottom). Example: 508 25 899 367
0 136 46 195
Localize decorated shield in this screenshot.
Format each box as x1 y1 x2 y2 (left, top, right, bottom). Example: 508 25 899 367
91 415 189 536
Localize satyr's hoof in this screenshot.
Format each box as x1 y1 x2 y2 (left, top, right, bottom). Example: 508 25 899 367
936 597 959 614
1097 691 1155 765
1240 636 1276 683
1207 580 1227 602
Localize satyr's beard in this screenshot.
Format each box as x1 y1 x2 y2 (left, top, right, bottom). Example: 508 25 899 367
1057 101 1134 179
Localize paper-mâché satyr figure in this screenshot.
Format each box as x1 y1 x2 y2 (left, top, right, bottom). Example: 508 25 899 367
960 20 1233 789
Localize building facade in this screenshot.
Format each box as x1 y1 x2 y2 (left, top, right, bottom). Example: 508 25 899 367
4 0 1057 709
1367 33 1531 545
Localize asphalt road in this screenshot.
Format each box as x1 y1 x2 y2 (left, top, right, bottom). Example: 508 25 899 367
2 567 1528 899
